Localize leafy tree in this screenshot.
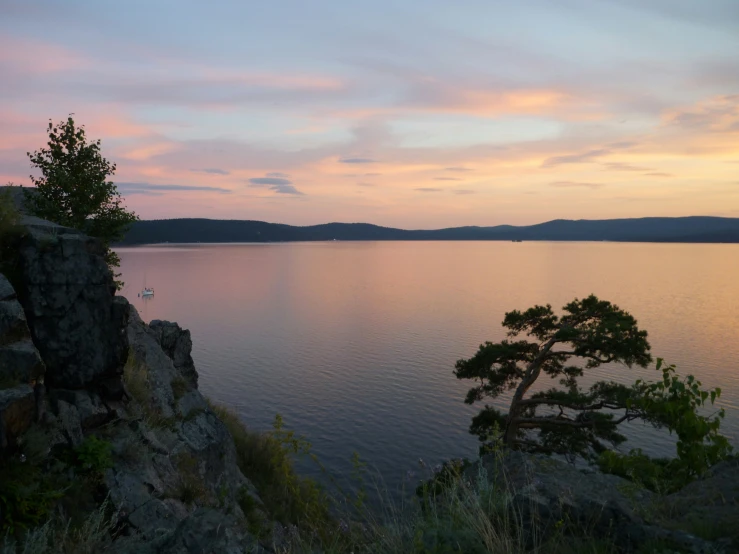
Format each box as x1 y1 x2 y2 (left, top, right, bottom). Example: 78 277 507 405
454 295 653 460
24 116 137 287
599 359 732 490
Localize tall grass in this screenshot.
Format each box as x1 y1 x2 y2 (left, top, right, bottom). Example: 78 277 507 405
0 499 114 554
207 400 631 554
207 401 332 531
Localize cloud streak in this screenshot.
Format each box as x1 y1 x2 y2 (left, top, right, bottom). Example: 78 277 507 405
248 176 304 195
541 149 611 168
549 181 605 190
117 182 232 194
191 168 230 175
339 157 377 164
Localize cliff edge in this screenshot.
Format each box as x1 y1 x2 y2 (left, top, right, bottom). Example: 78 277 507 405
0 216 277 553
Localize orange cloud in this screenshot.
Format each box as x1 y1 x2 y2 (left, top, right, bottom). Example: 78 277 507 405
663 95 739 133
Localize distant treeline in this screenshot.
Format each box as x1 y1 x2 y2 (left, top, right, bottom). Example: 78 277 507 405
118 216 739 245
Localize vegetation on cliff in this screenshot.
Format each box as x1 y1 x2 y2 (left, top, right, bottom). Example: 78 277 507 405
23 117 137 288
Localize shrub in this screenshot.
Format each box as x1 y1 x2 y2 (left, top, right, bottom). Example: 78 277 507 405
598 359 732 492
0 459 64 536
74 436 113 475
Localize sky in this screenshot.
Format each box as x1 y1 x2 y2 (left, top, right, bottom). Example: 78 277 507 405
1 0 738 228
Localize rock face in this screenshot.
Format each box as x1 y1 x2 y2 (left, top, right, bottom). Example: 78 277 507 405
148 319 198 387
0 385 35 449
12 218 129 389
1 217 274 551
0 272 44 450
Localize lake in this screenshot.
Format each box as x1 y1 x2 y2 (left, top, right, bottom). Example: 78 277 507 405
117 241 739 489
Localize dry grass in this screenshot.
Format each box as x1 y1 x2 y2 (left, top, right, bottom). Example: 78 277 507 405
122 349 150 410
0 499 115 554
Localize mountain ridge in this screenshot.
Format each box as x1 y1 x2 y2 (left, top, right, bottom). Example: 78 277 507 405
118 216 739 245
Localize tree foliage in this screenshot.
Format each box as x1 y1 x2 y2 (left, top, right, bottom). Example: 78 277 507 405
455 295 653 460
455 295 732 481
24 117 137 287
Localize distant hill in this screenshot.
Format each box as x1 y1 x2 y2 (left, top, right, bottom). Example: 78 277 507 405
118 216 739 245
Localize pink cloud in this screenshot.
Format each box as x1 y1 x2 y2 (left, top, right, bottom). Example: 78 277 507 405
0 36 89 74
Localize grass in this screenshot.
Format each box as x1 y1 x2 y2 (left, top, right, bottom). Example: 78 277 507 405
170 452 208 507
206 401 332 532
203 402 722 554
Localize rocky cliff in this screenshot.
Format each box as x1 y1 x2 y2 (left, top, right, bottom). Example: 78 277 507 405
0 217 275 553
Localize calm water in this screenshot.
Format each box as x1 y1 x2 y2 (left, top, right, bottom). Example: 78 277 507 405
117 241 739 487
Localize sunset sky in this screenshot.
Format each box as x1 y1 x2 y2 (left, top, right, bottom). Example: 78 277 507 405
1 0 738 227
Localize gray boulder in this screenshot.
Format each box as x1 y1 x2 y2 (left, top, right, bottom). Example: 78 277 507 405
113 508 264 554
663 458 739 549
473 451 653 547
12 219 129 389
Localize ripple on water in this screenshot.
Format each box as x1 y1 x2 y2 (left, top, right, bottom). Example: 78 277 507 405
119 241 739 489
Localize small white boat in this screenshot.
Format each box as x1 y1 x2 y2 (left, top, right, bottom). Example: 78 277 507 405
138 273 154 298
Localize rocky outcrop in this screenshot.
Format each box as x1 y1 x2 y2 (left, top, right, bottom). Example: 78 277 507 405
100 304 263 550
12 218 129 389
470 451 736 553
1 217 272 552
665 458 739 548
149 320 198 387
